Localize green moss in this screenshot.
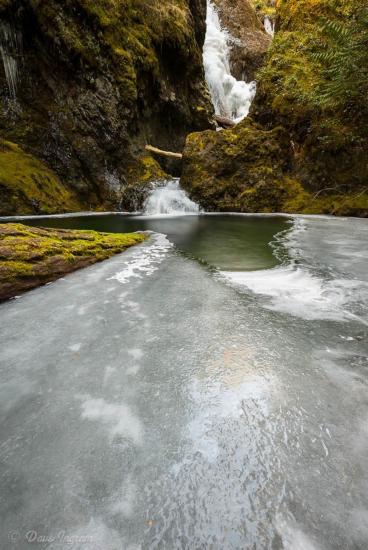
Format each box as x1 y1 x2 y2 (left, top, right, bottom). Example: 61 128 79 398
182 120 290 211
181 0 368 217
0 223 146 298
0 139 83 216
251 0 276 18
0 260 35 280
118 154 168 211
284 184 368 216
253 0 368 186
42 0 199 107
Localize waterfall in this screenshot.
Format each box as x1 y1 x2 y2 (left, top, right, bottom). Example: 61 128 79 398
264 16 275 37
203 1 256 123
0 22 22 99
143 180 199 215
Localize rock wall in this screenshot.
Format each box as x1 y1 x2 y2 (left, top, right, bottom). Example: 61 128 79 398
182 0 368 216
0 0 213 215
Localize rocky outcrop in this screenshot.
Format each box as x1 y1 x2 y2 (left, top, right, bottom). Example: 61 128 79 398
0 223 146 300
213 0 271 81
182 0 368 216
182 120 290 211
0 0 213 215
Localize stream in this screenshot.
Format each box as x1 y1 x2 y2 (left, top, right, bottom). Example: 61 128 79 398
1 194 368 549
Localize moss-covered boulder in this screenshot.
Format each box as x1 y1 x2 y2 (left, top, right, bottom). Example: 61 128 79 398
182 119 290 210
0 223 146 300
182 0 368 216
0 139 82 215
0 0 213 215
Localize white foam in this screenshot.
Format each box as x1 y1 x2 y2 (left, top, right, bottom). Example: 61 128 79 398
221 217 368 323
203 1 256 122
264 16 275 37
143 179 199 216
222 266 368 323
110 233 172 285
78 396 143 445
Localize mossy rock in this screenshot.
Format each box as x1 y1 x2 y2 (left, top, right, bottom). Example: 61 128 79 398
181 119 291 211
182 118 368 216
118 154 168 211
0 139 83 216
0 223 147 300
181 0 368 217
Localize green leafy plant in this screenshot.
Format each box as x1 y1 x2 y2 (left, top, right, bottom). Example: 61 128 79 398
312 9 368 113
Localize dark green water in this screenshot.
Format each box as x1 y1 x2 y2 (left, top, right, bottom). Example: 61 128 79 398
20 214 289 272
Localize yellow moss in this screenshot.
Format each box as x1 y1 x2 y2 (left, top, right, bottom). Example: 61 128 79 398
125 154 167 183
282 179 368 216
0 139 82 215
0 260 35 280
252 0 277 18
0 223 147 288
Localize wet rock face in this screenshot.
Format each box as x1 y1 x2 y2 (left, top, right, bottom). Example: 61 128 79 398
213 0 271 81
0 0 213 214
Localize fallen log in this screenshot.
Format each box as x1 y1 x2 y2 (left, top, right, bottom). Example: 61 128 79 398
214 115 236 129
145 145 183 159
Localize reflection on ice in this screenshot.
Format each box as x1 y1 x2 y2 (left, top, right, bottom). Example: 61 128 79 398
110 474 137 519
0 215 367 549
46 518 124 550
78 395 143 445
110 233 172 285
276 513 320 550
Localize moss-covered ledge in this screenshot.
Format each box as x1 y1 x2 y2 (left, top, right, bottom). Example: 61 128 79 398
0 223 146 301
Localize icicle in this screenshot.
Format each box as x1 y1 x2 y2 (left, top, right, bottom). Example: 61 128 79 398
0 21 22 99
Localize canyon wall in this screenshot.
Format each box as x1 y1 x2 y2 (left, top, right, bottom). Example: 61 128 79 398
0 0 213 215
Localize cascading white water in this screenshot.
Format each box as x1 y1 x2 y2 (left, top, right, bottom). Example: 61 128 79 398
264 16 275 37
143 180 199 215
143 1 260 215
203 0 256 123
0 22 22 99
